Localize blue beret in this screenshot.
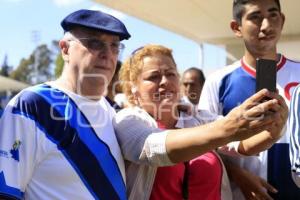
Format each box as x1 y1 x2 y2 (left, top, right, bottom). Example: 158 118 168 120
61 9 131 40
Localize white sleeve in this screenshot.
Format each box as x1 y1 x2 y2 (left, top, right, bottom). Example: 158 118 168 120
289 85 300 187
198 73 223 115
0 104 37 199
194 110 222 124
113 107 173 166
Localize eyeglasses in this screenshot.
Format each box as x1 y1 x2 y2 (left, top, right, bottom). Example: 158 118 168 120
70 38 125 54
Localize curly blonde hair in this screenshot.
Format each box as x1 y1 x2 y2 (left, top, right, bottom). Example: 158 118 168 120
119 44 177 105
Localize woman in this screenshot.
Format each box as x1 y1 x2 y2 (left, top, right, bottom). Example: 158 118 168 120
113 45 287 200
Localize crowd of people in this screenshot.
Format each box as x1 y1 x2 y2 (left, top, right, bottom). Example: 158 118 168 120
0 0 299 200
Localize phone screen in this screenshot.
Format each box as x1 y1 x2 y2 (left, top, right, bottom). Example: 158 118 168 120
256 59 277 92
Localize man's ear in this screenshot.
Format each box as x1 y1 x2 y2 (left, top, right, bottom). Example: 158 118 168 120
230 20 243 38
59 40 69 61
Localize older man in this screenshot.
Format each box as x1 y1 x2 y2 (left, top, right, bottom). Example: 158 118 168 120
181 67 205 106
0 9 130 200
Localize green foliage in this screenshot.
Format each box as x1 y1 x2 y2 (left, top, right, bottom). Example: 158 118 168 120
10 44 54 84
55 53 64 78
0 55 12 77
10 56 34 83
35 44 53 82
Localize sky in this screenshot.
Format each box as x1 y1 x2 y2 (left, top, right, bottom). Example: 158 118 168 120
0 0 226 75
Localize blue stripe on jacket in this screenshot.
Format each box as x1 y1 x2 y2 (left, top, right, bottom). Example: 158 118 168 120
0 172 23 200
12 84 127 200
219 68 300 199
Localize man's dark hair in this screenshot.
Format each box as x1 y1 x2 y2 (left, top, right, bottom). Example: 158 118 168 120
233 0 281 24
183 67 205 85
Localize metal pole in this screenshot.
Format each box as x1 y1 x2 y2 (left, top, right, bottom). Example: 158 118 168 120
198 43 204 70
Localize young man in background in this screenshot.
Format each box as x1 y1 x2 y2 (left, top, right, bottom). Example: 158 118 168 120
199 0 300 199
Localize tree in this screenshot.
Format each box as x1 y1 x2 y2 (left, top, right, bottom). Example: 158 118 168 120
10 56 34 84
35 44 53 83
51 40 64 78
55 53 64 78
10 44 53 84
0 55 12 77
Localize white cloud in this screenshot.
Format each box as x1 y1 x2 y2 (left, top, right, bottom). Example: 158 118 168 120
52 0 84 7
89 5 128 20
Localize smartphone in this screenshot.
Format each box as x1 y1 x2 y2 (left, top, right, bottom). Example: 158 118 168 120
256 58 277 92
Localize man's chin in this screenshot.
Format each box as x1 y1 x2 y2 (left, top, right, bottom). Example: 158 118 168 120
81 72 112 84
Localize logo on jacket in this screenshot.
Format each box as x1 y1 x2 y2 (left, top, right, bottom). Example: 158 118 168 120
284 82 299 100
10 140 21 162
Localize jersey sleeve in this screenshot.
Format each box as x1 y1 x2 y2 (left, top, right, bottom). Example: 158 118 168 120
289 85 300 187
199 70 244 157
0 100 37 199
113 107 173 166
198 73 223 115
